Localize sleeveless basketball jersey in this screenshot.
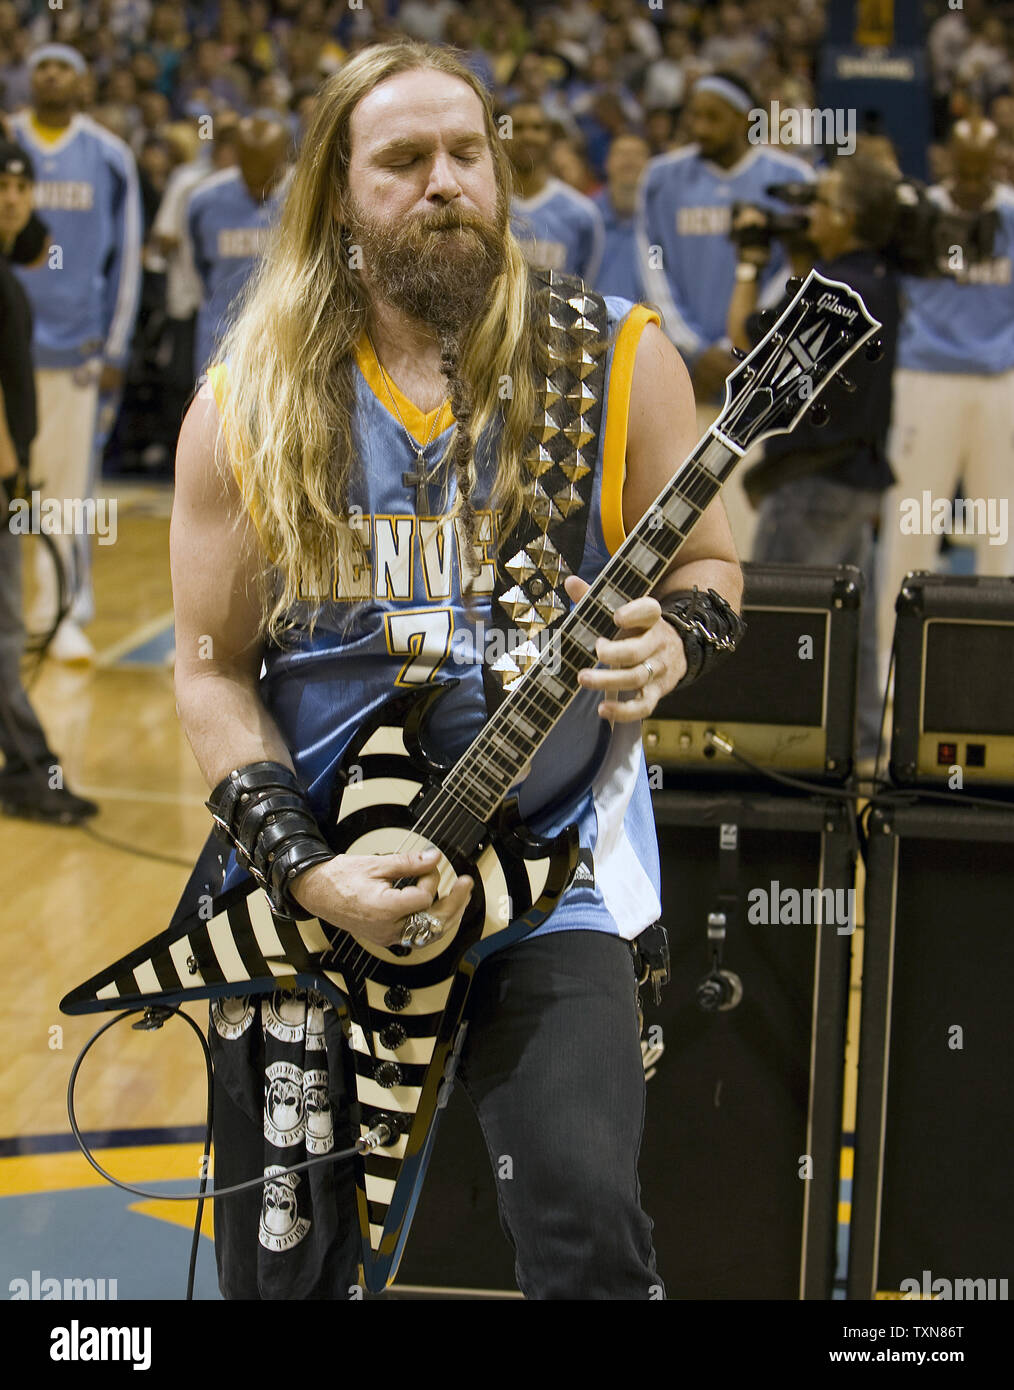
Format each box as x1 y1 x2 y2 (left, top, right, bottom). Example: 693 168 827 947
207 295 662 941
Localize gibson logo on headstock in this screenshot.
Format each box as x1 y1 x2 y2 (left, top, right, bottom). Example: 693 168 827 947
816 291 858 323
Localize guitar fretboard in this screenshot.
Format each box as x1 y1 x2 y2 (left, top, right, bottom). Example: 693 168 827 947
430 433 740 827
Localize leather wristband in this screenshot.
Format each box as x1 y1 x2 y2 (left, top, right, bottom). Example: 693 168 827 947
206 761 331 919
658 586 746 689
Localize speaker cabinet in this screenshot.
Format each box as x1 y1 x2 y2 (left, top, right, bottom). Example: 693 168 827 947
645 563 861 785
394 789 853 1298
890 573 1014 789
848 800 1014 1300
646 790 853 1298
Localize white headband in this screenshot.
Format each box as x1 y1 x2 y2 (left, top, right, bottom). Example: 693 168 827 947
694 76 754 114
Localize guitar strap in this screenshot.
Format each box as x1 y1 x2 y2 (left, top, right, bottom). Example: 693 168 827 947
482 268 612 714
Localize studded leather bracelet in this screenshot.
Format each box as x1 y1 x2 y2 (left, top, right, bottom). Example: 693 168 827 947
657 586 747 689
206 762 332 919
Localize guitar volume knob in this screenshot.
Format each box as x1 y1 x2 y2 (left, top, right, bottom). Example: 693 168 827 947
374 1061 403 1089
379 1023 408 1051
384 985 412 1012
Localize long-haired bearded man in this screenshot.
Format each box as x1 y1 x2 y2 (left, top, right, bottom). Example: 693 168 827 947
171 40 743 1301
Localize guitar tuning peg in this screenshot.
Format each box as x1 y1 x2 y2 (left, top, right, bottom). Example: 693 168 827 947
864 338 884 362
837 374 856 393
730 346 747 360
809 401 830 427
785 276 804 293
757 309 779 332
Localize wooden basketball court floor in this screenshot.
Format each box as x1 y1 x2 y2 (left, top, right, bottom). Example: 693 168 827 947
0 481 867 1301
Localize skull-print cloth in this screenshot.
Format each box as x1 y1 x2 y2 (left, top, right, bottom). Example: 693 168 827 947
209 989 362 1298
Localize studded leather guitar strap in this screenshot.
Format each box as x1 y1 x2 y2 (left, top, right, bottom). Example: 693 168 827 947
483 268 611 714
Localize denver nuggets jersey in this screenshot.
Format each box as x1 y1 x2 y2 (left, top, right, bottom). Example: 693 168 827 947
187 167 288 377
7 111 141 368
635 144 814 359
208 295 663 942
511 176 606 285
897 183 1014 374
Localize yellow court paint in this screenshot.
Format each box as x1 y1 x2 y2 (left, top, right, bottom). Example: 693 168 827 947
0 1143 210 1197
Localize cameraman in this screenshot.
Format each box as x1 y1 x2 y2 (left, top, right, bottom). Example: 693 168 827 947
0 138 97 823
727 152 901 766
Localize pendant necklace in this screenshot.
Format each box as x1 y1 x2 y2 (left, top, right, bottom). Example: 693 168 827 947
366 329 448 513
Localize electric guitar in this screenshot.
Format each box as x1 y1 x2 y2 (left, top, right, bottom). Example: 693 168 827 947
61 269 881 1292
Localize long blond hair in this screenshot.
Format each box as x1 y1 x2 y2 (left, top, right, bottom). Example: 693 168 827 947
214 40 539 643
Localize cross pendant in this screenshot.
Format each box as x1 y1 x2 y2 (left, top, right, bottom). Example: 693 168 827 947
403 451 431 513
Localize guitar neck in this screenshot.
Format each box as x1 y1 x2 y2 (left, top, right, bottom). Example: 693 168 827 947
434 428 742 826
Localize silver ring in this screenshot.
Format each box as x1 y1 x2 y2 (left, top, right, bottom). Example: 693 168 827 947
642 660 655 685
399 911 444 950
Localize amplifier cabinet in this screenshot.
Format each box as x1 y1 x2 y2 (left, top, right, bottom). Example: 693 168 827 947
393 790 854 1298
848 800 1014 1300
645 563 861 785
890 573 1014 789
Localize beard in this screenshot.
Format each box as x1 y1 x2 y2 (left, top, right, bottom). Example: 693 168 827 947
344 190 509 337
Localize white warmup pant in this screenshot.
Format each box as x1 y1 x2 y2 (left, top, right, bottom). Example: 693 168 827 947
28 363 101 631
878 367 1014 678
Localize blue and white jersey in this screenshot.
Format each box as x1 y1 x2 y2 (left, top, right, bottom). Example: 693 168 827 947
897 182 1014 375
7 111 142 369
591 188 645 302
208 296 664 942
635 144 814 360
511 176 606 285
186 166 288 377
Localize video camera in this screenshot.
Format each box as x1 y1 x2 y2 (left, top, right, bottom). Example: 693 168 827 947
730 178 998 278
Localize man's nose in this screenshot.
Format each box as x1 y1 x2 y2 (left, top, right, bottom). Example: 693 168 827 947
425 152 464 201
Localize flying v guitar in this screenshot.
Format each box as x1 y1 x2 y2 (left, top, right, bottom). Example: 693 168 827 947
62 269 882 1292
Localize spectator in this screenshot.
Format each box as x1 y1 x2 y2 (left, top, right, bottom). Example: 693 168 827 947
729 152 902 766
0 138 98 821
955 17 1013 112
641 24 691 114
635 71 813 404
701 3 770 73
504 98 605 283
8 44 142 663
185 111 290 379
592 131 649 301
877 117 1014 679
397 0 461 45
549 135 598 196
644 105 676 157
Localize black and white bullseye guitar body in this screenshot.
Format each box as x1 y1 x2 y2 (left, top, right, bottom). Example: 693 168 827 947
61 270 881 1291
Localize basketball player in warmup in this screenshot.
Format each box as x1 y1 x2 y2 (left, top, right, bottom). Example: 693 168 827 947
171 41 743 1300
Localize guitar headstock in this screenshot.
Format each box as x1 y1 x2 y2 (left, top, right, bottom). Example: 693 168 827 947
715 269 883 453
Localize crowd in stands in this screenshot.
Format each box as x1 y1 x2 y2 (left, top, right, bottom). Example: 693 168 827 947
0 0 1012 755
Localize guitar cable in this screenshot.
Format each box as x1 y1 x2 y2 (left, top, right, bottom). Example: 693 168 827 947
66 1005 401 1299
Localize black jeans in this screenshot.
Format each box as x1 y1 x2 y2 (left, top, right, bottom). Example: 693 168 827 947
458 930 662 1300
212 930 662 1300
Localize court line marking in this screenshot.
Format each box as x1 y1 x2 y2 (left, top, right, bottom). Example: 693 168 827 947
94 612 175 668
0 1143 210 1197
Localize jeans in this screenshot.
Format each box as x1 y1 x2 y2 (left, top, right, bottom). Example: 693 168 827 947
751 474 885 763
211 930 661 1300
